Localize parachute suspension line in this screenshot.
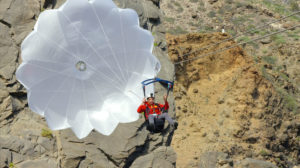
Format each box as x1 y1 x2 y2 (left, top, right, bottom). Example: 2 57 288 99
174 24 300 65
173 10 300 65
141 78 174 98
143 85 146 98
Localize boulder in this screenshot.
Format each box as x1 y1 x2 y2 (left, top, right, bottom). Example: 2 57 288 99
130 146 176 168
198 152 230 168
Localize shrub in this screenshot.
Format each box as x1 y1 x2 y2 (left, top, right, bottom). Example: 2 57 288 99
259 150 269 156
290 1 299 11
271 34 286 45
9 163 14 168
207 11 216 18
41 128 53 139
168 26 188 34
262 56 277 65
237 36 250 43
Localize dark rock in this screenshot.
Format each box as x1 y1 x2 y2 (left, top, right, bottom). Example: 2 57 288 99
130 146 176 168
209 0 218 4
192 13 198 19
265 127 275 139
193 88 198 93
260 37 272 44
218 97 225 104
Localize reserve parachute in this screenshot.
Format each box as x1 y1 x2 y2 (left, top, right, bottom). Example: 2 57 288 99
16 0 160 139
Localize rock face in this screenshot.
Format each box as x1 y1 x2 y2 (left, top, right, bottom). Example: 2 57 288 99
167 33 299 167
0 0 176 167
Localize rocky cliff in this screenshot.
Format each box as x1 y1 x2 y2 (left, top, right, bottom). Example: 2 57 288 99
0 0 176 167
0 0 299 168
167 33 299 168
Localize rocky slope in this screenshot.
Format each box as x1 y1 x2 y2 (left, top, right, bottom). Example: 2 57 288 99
167 32 299 167
161 0 299 167
161 0 300 113
0 0 176 168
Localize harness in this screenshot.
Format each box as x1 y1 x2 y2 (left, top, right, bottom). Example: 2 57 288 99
145 103 164 119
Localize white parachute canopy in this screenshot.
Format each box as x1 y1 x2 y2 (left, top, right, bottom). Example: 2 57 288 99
16 0 161 139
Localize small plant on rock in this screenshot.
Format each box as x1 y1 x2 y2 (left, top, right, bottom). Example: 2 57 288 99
9 163 15 168
41 128 53 139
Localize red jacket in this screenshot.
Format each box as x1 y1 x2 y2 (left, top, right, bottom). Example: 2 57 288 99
137 101 169 120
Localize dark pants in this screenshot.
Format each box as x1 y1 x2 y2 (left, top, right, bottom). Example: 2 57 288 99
148 113 175 126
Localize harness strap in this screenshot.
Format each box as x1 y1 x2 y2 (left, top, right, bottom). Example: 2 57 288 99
145 104 164 119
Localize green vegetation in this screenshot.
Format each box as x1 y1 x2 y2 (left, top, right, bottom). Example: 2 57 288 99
207 11 216 18
216 16 224 23
9 163 15 168
271 34 286 45
276 88 298 114
154 42 158 47
247 25 260 35
164 17 175 23
261 66 273 82
259 149 270 156
41 128 53 139
227 29 237 36
290 1 299 11
224 4 232 11
189 0 198 3
235 2 244 8
237 36 251 43
199 0 204 6
168 26 188 34
197 1 205 11
232 15 248 25
225 0 233 4
174 1 184 13
258 30 269 36
262 49 268 54
261 0 300 21
287 31 300 41
252 54 259 63
236 36 258 48
218 8 225 15
262 56 277 65
273 3 286 15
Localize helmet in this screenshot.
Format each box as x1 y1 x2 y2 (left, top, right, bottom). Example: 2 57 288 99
147 93 155 100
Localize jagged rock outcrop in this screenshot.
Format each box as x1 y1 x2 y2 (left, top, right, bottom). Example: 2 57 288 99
0 0 176 167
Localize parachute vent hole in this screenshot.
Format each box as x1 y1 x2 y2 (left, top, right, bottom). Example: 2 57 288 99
76 61 87 71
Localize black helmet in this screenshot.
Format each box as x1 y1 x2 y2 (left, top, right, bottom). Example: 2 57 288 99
147 93 155 100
